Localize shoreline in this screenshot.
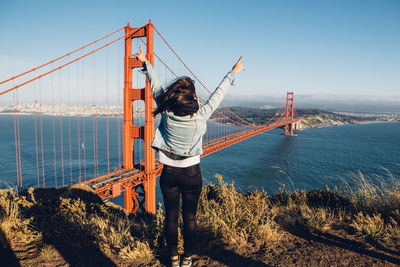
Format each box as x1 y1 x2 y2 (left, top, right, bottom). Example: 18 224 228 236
300 119 398 130
1 112 398 125
356 119 398 125
298 114 399 130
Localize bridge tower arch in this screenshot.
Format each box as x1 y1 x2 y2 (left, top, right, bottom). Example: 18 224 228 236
123 21 156 214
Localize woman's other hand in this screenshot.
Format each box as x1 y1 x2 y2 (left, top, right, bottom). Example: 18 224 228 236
134 44 147 62
232 56 245 73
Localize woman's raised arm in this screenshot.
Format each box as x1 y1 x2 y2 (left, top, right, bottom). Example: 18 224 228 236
198 56 245 119
134 44 163 99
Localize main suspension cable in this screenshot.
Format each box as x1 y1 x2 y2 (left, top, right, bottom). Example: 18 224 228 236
153 25 255 127
0 26 126 86
0 28 145 96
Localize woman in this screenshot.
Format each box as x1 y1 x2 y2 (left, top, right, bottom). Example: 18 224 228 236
135 45 244 267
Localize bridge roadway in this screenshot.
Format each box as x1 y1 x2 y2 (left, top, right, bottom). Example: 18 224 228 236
81 119 297 200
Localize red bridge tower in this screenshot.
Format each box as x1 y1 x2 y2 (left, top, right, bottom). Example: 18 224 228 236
285 92 295 136
123 21 157 214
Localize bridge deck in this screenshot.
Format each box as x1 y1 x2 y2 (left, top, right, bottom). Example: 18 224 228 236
81 119 297 199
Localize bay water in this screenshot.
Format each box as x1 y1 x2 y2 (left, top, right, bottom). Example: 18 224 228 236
0 115 399 208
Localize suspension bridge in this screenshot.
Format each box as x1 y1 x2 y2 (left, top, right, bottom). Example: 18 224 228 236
0 21 298 214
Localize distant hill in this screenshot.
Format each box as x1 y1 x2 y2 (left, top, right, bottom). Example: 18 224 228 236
211 107 364 128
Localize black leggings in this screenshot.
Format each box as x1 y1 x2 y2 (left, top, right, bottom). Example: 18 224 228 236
160 164 202 257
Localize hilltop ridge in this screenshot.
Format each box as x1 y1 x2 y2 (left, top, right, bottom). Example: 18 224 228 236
213 107 399 129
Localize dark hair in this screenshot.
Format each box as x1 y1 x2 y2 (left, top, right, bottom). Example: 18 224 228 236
154 77 199 116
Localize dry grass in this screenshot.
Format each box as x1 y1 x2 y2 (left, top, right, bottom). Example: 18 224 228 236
40 244 59 264
119 240 154 266
0 185 159 266
0 188 41 244
199 170 400 250
351 212 388 243
0 170 399 266
344 170 400 245
277 204 336 233
347 169 400 215
197 175 281 253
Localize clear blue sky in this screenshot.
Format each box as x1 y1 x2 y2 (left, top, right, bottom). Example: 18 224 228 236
1 0 399 104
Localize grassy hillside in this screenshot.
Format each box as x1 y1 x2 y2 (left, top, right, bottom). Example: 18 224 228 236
1 173 399 266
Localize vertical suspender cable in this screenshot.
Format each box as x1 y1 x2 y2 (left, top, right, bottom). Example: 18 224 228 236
0 26 126 87
16 86 22 187
117 38 121 169
95 112 99 176
82 60 86 180
34 72 40 187
218 109 220 139
59 68 65 187
221 110 223 139
226 110 228 137
222 110 224 138
106 46 110 173
224 109 226 138
68 62 72 185
13 84 19 187
137 65 142 168
52 73 57 188
94 53 99 177
77 64 81 183
95 54 99 176
39 79 45 187
92 54 96 177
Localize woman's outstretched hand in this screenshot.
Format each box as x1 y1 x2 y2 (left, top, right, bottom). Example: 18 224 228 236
232 56 245 73
134 44 147 62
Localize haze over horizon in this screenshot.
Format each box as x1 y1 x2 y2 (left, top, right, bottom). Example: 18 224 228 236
223 93 400 113
1 93 399 114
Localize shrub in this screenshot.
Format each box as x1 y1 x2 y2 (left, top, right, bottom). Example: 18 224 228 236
351 212 388 244
197 175 280 252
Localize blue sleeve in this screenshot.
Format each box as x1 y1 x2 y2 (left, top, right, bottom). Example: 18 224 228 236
197 71 237 120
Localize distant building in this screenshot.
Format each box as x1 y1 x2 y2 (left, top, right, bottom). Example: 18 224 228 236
293 121 301 130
